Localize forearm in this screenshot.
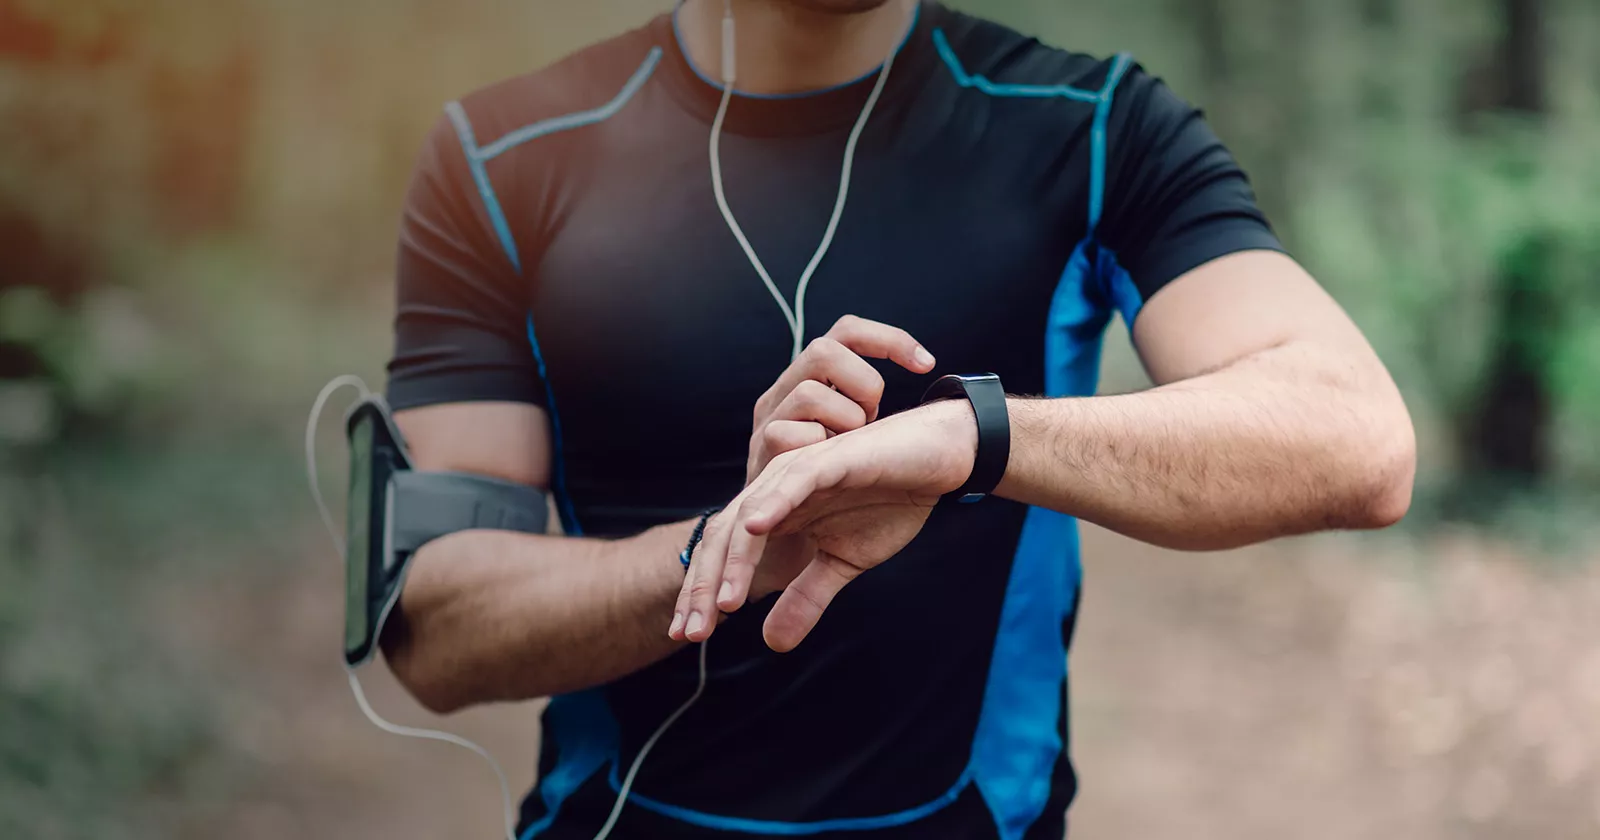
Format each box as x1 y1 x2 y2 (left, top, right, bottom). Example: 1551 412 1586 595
994 339 1415 550
381 519 693 713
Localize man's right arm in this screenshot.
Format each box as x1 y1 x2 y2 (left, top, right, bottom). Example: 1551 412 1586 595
381 401 694 714
383 313 935 713
378 110 697 713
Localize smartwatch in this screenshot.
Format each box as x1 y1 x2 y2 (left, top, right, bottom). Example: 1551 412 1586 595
920 373 1011 504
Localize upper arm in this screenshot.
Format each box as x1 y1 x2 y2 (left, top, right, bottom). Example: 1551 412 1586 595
1131 250 1384 386
387 112 553 486
1095 69 1380 384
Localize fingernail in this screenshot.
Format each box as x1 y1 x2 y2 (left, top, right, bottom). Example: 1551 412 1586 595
669 613 685 636
913 346 935 368
686 612 706 637
718 581 734 605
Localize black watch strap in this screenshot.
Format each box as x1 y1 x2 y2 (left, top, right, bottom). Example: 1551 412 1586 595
920 373 1010 503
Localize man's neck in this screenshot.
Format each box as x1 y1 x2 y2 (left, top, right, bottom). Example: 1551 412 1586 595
677 0 915 95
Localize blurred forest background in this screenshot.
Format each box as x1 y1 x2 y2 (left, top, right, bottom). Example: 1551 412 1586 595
2 0 1599 838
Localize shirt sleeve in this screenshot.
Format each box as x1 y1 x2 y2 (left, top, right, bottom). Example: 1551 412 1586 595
1096 67 1285 313
385 113 547 411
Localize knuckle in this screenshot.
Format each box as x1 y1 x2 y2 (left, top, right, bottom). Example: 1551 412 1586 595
793 378 830 397
831 314 861 332
865 369 885 399
805 336 843 362
754 390 777 420
789 379 830 407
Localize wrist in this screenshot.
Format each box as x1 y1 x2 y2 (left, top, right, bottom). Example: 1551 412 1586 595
918 398 980 493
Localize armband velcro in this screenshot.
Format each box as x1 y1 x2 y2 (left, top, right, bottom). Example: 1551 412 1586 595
390 471 551 555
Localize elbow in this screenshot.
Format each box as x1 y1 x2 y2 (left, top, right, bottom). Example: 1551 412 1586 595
387 649 471 716
381 622 472 716
1341 407 1417 530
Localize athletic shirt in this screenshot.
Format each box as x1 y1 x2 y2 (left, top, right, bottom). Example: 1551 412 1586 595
386 4 1282 838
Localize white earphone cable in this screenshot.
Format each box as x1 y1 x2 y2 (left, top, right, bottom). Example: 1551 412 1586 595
590 640 710 840
708 1 901 360
305 376 519 840
593 2 907 834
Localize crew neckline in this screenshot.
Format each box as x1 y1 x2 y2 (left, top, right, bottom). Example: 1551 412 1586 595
655 1 939 137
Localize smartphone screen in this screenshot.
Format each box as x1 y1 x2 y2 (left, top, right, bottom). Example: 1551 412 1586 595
345 414 374 659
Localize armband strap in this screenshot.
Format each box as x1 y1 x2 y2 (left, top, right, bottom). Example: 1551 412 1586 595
390 471 551 554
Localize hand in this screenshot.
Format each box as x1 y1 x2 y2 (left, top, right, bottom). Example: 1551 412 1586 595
747 314 936 481
670 400 978 652
739 315 936 605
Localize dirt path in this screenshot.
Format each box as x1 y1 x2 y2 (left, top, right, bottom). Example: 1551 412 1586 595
161 526 1600 839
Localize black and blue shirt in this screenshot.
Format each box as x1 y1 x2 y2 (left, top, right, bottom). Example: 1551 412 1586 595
387 3 1282 838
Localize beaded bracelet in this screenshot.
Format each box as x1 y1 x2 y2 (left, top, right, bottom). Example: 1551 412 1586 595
679 507 722 570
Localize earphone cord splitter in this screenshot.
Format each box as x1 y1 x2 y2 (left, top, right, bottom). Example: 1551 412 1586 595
709 0 900 361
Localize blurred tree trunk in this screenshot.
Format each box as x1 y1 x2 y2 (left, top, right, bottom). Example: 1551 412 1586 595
1178 0 1303 237
1258 0 1308 236
1466 0 1553 483
1191 0 1230 98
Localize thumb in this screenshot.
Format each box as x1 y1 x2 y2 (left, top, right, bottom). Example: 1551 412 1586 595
762 552 859 653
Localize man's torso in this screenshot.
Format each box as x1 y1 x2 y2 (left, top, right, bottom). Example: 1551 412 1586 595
387 3 1279 836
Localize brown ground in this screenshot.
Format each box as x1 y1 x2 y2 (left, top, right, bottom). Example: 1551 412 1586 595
156 526 1600 840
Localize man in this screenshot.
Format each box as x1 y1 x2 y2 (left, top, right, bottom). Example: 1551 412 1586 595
381 0 1416 837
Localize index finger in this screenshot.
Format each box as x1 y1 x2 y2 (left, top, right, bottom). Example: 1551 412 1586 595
824 314 936 374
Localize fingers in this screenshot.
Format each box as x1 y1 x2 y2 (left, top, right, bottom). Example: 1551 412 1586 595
751 419 828 478
753 316 935 431
670 507 736 643
717 498 770 613
720 450 807 612
741 453 845 537
776 380 867 433
824 315 937 375
757 337 885 428
748 381 862 480
762 419 829 455
762 552 859 653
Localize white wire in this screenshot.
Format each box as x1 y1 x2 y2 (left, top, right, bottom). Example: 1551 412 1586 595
708 4 901 360
346 670 518 840
305 374 371 553
709 76 799 345
592 5 908 835
790 42 898 355
591 641 710 840
305 375 519 840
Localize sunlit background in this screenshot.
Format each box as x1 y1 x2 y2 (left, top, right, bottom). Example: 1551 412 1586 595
3 1 1599 838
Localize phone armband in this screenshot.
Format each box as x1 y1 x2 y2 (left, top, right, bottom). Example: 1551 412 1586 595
343 396 550 666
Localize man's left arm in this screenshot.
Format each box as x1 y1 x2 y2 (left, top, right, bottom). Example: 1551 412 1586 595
996 247 1415 551
680 66 1417 650
690 253 1416 650
995 64 1417 548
